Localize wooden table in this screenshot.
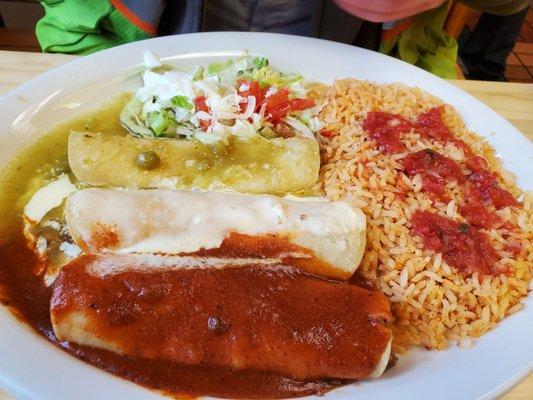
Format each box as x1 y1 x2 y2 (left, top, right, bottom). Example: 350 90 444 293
0 50 531 400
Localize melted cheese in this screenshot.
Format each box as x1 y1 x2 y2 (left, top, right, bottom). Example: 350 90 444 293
66 188 367 277
24 175 77 224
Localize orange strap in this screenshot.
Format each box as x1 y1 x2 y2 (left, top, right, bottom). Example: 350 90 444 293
110 0 158 35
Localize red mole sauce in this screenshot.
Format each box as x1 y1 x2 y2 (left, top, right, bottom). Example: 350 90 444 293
0 232 391 399
51 255 392 382
410 211 502 277
173 232 350 280
84 228 351 281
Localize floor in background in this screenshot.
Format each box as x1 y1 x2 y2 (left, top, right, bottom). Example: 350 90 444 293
506 7 533 83
466 7 533 83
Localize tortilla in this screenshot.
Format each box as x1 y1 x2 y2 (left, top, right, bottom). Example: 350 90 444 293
68 131 319 194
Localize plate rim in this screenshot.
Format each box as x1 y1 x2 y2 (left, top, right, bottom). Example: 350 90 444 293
0 32 531 400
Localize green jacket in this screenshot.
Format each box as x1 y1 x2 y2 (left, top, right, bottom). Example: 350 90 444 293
36 0 153 55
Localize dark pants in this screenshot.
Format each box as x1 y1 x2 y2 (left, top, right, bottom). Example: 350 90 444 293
460 7 529 81
158 0 380 50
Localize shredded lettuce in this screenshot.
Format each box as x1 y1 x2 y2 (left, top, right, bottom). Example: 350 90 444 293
171 95 193 110
125 53 319 144
239 65 303 88
192 66 204 81
151 64 174 74
206 60 233 76
253 57 269 69
146 110 178 137
217 58 249 86
259 125 277 139
146 112 167 136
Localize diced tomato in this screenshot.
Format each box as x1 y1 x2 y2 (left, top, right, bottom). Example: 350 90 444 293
452 139 473 157
396 178 409 193
237 80 266 113
465 156 488 173
487 186 518 209
194 96 211 131
395 191 407 201
319 128 338 138
237 82 315 122
194 95 209 113
415 106 454 142
199 119 211 131
504 240 522 255
502 221 516 230
289 98 315 111
402 149 463 181
392 177 410 201
401 149 462 201
410 210 501 277
459 198 502 229
362 111 413 154
264 88 291 123
468 171 518 209
421 175 449 202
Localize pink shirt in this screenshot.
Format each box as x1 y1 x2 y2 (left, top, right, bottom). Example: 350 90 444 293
333 0 446 22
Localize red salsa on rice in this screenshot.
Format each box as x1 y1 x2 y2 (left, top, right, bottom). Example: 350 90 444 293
410 211 503 277
458 193 503 229
460 156 518 228
402 149 463 202
362 111 412 154
363 106 519 228
415 106 454 142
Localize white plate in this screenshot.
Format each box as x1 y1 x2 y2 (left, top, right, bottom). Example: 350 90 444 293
0 32 531 400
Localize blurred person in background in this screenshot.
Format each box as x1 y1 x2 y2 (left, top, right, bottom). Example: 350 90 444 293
35 0 445 54
40 0 528 80
338 0 531 80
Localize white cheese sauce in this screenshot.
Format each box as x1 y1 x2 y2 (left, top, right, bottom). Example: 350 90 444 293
24 174 77 224
66 188 365 256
